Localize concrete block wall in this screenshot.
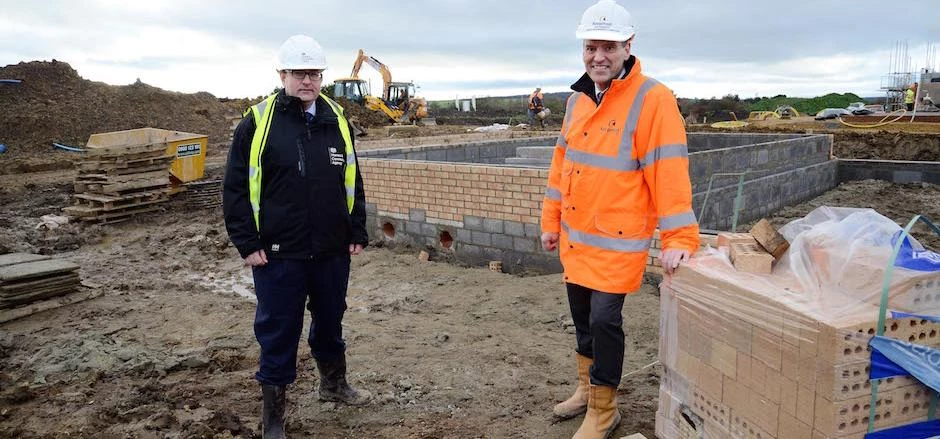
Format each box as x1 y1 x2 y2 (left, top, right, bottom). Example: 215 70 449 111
689 134 837 230
838 158 940 184
358 136 555 165
358 133 838 274
693 161 839 231
687 132 809 153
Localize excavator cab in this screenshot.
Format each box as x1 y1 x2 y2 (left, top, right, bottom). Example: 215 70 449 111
333 79 370 105
387 82 415 110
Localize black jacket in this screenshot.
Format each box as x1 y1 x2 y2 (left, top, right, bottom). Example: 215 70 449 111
223 90 368 259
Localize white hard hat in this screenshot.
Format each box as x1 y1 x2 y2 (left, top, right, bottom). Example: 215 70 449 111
576 0 636 41
275 35 328 71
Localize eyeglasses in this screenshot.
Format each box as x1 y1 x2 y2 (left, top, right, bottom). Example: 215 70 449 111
285 70 323 81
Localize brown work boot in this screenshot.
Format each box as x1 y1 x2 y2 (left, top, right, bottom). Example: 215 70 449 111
553 353 592 419
572 385 621 439
316 356 372 406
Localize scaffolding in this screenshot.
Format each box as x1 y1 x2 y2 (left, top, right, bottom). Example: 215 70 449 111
881 41 914 112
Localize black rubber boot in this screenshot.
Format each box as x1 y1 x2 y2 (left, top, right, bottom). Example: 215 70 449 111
261 384 286 438
316 356 371 406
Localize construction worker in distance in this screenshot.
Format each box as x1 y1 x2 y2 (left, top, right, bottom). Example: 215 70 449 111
222 34 370 438
905 84 916 111
528 87 545 128
540 1 699 438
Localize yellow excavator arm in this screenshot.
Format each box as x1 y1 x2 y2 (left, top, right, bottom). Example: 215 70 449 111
350 49 392 100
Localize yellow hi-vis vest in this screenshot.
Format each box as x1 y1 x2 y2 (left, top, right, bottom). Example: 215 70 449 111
905 89 915 104
246 93 357 230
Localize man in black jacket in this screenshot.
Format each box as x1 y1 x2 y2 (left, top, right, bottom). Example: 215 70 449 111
223 34 370 438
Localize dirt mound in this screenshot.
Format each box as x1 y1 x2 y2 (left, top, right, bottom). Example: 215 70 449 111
832 131 940 161
0 60 248 161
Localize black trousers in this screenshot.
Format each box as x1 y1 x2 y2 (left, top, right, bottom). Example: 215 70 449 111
252 254 350 385
566 283 626 387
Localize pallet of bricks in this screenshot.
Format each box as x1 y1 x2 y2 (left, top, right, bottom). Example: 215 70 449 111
656 208 939 438
64 142 173 224
0 253 91 323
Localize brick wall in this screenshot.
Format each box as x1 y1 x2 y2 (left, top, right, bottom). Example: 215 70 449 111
360 159 561 274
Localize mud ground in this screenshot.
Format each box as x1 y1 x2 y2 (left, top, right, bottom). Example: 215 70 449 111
1 167 938 438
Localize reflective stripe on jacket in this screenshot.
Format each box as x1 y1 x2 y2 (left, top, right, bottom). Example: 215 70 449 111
247 93 357 230
905 89 915 104
541 57 699 294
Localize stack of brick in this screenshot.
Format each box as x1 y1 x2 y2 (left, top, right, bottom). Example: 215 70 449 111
64 143 173 224
656 248 939 438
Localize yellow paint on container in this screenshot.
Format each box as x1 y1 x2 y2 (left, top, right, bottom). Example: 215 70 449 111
85 127 207 182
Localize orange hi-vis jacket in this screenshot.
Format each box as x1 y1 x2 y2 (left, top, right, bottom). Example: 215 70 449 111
529 91 544 110
541 57 699 294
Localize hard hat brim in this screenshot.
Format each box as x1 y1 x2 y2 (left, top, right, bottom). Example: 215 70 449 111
275 63 329 71
576 29 635 41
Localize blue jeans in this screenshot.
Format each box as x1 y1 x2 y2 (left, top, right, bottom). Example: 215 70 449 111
252 254 351 385
566 283 626 387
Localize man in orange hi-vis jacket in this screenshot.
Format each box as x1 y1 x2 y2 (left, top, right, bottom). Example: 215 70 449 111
540 1 699 438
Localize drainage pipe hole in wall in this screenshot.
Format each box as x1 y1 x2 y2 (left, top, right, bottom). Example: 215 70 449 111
440 231 454 249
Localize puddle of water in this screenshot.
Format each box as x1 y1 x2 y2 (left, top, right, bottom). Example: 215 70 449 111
187 271 256 300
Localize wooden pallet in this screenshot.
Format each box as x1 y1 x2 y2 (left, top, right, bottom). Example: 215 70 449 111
65 197 168 217
76 155 174 172
85 142 168 157
1 285 80 308
65 204 165 224
78 162 170 177
74 170 168 184
72 189 169 210
0 259 80 283
0 253 50 268
1 272 81 296
73 177 169 195
0 288 101 324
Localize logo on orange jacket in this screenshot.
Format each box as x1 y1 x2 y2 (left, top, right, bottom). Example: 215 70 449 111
600 119 620 134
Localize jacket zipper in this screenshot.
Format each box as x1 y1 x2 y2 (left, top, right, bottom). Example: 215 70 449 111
296 138 306 177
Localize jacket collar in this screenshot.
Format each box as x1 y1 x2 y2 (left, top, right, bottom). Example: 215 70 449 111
571 55 637 103
274 90 336 123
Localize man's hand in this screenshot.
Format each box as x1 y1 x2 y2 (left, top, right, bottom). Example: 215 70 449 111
244 249 268 267
541 232 559 251
660 248 691 274
349 244 363 256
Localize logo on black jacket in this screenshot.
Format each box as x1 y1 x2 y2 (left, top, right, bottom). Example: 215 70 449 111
329 147 344 166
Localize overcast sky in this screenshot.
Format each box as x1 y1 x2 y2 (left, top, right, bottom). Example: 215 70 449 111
1 1 938 101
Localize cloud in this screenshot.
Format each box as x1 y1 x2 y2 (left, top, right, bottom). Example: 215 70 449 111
1 0 938 99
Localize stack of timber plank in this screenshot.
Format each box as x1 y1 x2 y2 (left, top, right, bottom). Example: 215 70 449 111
65 142 172 224
0 253 80 310
656 251 939 438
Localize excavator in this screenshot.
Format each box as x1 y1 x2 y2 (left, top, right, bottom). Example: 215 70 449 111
332 49 432 124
